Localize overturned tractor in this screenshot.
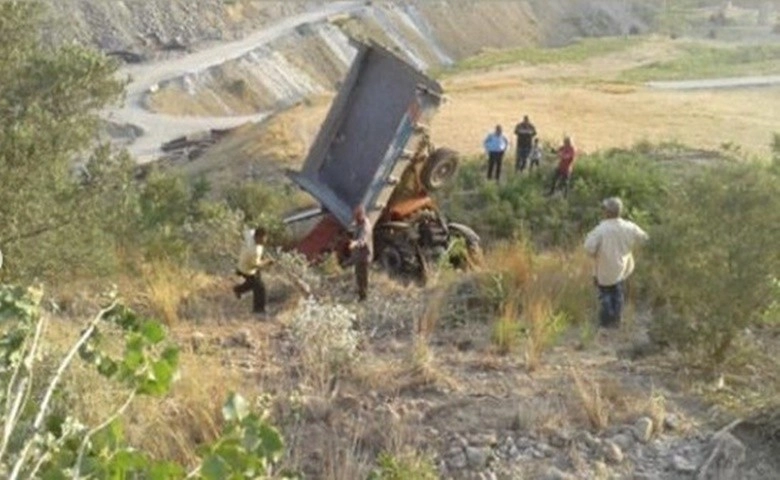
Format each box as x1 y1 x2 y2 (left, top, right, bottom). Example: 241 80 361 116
284 42 481 280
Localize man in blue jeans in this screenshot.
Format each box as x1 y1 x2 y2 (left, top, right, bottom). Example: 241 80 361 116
584 197 649 328
483 124 509 182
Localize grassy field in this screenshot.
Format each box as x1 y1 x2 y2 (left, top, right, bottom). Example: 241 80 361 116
434 36 645 77
620 42 780 81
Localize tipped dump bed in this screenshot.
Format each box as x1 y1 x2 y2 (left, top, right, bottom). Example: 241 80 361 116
287 42 443 228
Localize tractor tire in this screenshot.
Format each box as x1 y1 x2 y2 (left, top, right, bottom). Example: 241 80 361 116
421 148 459 191
378 245 404 274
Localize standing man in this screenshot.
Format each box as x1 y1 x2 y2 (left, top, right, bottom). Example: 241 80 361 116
350 206 373 302
233 226 272 317
548 136 576 197
584 197 649 328
513 115 537 173
483 125 509 182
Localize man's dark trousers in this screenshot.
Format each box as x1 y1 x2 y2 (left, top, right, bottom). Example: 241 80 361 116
548 170 571 197
597 281 624 328
516 146 531 172
487 151 504 181
235 271 267 313
354 247 370 301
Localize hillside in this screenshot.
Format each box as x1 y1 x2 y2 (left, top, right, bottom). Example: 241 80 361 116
2 1 779 479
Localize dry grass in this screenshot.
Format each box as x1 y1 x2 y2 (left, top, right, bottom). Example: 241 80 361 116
523 296 560 371
483 242 533 355
125 351 246 467
492 297 522 355
570 368 610 431
140 260 213 326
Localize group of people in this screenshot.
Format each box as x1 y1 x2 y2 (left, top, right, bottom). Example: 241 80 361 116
233 115 648 331
483 115 576 197
232 196 648 331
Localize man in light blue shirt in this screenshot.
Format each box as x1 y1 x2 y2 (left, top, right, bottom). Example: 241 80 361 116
483 125 509 182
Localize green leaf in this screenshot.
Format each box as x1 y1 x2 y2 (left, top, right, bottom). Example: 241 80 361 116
123 348 144 371
222 393 249 422
148 461 186 480
258 422 284 461
140 320 166 344
201 454 230 480
97 356 119 378
151 359 175 387
161 346 180 367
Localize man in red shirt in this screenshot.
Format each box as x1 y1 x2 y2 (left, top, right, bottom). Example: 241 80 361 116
548 136 576 197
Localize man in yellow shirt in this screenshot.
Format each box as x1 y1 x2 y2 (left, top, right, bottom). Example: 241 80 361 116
233 227 272 316
584 197 649 328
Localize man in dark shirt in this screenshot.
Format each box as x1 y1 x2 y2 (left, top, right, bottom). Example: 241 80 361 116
513 115 537 173
349 206 373 301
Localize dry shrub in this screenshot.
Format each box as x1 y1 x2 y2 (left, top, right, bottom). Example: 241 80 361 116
492 296 522 355
529 250 594 327
417 288 446 338
570 369 610 431
141 260 212 325
400 337 459 393
523 296 566 371
289 297 360 394
484 242 533 354
483 241 534 293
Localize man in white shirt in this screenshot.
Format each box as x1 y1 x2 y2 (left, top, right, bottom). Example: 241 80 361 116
233 227 272 317
584 197 649 328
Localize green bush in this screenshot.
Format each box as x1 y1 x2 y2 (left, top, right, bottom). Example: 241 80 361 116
439 147 668 249
225 181 289 242
0 283 288 479
644 163 780 366
369 450 438 480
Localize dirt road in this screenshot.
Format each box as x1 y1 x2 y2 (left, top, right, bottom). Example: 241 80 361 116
105 1 365 163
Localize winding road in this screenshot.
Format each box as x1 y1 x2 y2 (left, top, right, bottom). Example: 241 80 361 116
105 0 366 164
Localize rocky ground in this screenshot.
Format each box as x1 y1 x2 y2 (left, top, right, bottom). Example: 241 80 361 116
154 264 780 480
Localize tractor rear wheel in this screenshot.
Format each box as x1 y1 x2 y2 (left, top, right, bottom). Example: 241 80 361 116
421 148 459 191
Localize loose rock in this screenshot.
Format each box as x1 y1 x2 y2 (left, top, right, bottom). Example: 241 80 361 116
611 432 634 451
465 446 491 469
672 454 697 473
603 439 624 464
634 417 654 443
695 432 745 480
542 466 577 480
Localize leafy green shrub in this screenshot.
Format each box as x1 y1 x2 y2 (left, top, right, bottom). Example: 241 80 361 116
439 148 667 249
644 163 780 365
0 1 128 282
369 450 438 480
225 181 290 241
0 284 179 478
0 283 289 479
